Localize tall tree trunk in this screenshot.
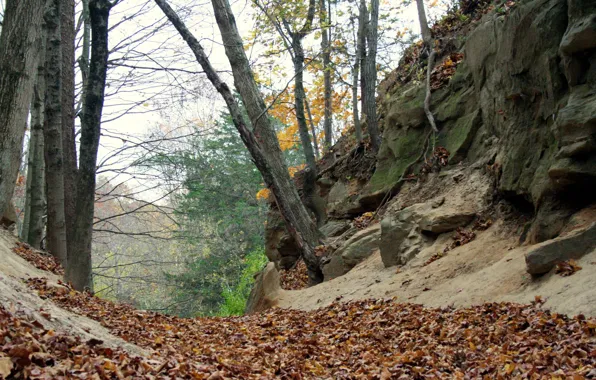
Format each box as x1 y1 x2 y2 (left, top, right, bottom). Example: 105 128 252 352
416 0 432 44
27 76 47 249
0 0 44 220
155 0 324 284
22 138 34 240
352 14 362 143
285 0 326 227
76 0 91 115
362 0 380 151
253 0 324 223
319 0 333 150
66 0 112 291
44 0 68 266
292 42 317 173
61 0 78 260
415 0 438 133
305 99 320 159
358 0 367 120
22 53 47 248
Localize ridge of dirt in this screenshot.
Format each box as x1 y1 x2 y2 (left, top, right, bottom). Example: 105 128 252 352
0 305 171 379
0 229 148 358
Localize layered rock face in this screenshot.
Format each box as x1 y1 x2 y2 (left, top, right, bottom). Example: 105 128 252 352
263 0 596 282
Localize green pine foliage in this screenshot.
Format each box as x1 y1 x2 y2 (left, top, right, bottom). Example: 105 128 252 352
147 109 268 317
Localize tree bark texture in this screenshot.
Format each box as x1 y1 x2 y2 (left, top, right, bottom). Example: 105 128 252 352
352 14 362 143
22 138 33 240
155 0 324 284
319 0 333 150
416 0 432 44
362 0 380 151
66 0 112 291
24 60 47 249
305 99 320 159
291 41 317 173
358 0 367 119
77 0 91 112
25 76 46 249
0 0 44 221
61 0 78 259
279 0 317 175
43 0 68 266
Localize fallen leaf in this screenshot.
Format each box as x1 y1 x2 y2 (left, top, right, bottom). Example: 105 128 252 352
0 357 13 378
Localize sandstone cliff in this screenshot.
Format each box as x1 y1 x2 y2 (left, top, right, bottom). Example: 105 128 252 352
248 0 596 314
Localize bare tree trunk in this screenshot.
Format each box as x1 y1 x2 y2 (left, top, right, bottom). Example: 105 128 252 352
362 0 380 151
292 41 317 173
285 0 327 228
155 0 324 284
23 55 47 248
352 14 362 143
27 77 47 248
253 0 325 225
319 0 333 150
66 0 113 291
21 137 34 240
0 0 44 220
305 99 320 159
358 0 367 119
416 0 432 43
61 0 78 260
43 0 68 266
76 0 91 115
416 0 438 133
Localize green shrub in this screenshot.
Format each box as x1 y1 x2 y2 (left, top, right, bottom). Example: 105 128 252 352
216 247 268 316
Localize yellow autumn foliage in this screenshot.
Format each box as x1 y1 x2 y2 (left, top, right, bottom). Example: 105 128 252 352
255 188 271 201
255 164 306 200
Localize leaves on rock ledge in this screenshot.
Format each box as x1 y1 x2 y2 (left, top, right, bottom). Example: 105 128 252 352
353 212 375 230
430 53 464 91
279 260 309 290
12 242 64 275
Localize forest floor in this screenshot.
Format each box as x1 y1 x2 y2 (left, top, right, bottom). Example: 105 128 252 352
1 228 595 379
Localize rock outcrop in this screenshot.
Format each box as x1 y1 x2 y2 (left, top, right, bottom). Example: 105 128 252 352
321 223 381 280
525 222 596 275
245 262 283 313
260 0 596 290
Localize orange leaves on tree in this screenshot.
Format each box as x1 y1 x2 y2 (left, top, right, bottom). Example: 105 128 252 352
287 164 305 177
255 188 271 201
255 164 305 200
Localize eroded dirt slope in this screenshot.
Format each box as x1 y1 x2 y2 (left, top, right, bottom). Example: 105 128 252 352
0 229 147 356
276 220 596 317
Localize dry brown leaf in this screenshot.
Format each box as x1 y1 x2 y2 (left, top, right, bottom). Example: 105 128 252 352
0 356 13 378
12 277 596 378
380 367 392 380
555 259 582 276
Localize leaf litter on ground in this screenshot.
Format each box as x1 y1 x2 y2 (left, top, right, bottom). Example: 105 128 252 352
12 242 64 275
6 277 592 379
279 260 309 290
